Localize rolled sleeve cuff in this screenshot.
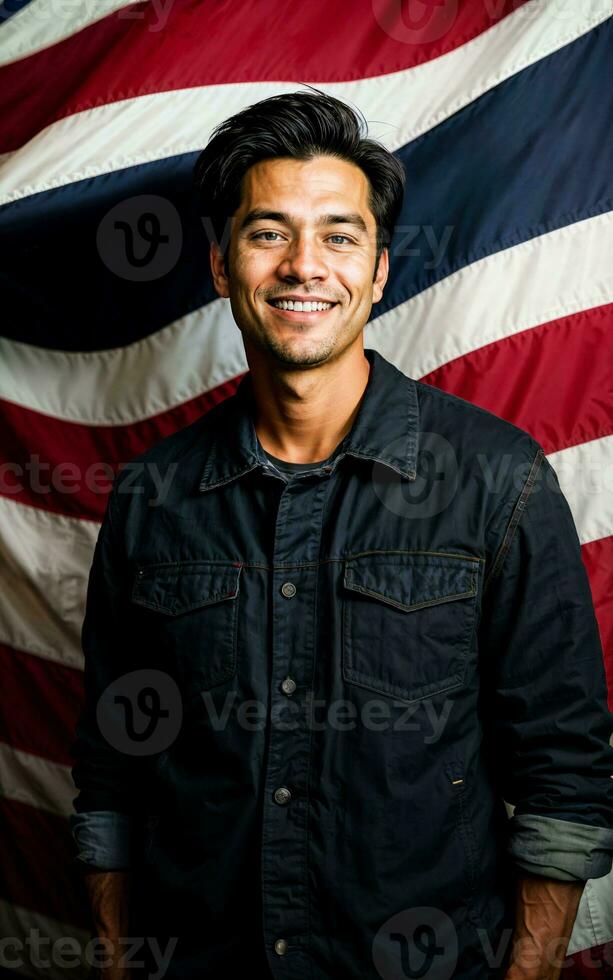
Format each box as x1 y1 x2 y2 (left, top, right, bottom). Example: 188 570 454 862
69 810 132 871
507 813 613 881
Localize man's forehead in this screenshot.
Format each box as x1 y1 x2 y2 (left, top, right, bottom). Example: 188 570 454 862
238 156 373 222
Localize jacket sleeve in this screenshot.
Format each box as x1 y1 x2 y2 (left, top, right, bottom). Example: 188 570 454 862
478 441 613 881
69 474 145 817
69 810 133 871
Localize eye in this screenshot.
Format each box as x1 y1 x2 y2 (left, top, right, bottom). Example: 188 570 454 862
327 235 352 244
252 231 284 241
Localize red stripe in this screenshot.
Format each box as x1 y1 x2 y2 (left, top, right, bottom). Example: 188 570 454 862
0 798 91 929
0 0 530 153
420 303 613 455
0 642 84 767
0 375 241 520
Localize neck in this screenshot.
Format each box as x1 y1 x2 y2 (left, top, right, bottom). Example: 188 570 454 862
248 345 371 464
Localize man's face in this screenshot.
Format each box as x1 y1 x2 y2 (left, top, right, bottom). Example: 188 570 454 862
210 155 389 368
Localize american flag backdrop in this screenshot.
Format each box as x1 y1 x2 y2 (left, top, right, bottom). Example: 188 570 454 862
0 0 612 976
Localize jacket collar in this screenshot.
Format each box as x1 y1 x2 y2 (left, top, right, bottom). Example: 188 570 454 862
198 347 419 492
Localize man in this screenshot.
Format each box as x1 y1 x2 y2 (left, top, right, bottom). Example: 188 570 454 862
70 89 613 979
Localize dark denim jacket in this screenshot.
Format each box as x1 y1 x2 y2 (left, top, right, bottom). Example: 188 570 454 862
70 347 613 979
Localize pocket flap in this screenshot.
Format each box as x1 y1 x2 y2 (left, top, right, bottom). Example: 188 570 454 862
343 552 477 612
131 560 242 616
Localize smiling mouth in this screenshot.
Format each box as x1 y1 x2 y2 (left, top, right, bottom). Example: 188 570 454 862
266 299 339 318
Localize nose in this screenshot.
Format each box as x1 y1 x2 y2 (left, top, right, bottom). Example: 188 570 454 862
277 232 329 283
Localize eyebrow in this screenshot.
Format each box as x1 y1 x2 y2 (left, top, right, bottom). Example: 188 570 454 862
238 209 369 235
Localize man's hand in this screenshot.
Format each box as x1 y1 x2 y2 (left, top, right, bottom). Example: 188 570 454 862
504 872 585 980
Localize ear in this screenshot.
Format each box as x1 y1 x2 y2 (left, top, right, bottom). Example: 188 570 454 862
210 242 230 298
372 247 389 304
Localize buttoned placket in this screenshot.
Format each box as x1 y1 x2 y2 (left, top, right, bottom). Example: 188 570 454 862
258 460 336 976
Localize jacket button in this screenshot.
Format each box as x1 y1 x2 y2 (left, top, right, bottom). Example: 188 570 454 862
280 582 296 598
274 939 288 955
281 676 297 696
274 786 292 806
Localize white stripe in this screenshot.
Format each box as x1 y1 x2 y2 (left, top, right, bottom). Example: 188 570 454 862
0 0 148 68
0 743 74 818
0 0 610 204
368 210 613 379
0 900 91 979
0 299 248 423
1 211 610 425
0 496 98 670
0 434 610 676
548 436 613 546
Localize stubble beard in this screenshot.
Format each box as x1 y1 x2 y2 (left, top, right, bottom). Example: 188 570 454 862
256 322 340 368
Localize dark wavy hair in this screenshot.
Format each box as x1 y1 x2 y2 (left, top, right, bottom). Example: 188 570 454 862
192 85 406 279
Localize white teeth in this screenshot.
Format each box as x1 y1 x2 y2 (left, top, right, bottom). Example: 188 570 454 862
271 300 333 311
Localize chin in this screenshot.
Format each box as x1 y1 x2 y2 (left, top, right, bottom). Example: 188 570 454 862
267 336 335 367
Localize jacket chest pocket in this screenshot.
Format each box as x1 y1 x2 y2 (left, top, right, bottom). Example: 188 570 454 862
342 552 479 703
130 560 242 701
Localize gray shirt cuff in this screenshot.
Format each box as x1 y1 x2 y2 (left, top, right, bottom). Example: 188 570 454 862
507 813 613 881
